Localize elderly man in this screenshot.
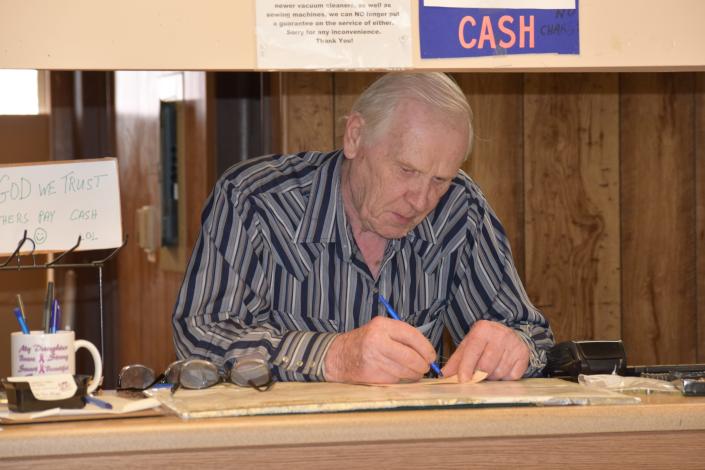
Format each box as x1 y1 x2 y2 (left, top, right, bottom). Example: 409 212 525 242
172 72 553 384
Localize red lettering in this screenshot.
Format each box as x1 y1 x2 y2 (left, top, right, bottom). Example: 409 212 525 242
498 15 516 48
519 15 535 48
458 16 477 49
478 16 496 49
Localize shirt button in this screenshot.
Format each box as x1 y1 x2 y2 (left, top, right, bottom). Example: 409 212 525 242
372 288 378 294
282 356 289 363
296 360 304 367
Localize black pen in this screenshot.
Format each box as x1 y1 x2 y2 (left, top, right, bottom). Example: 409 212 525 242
43 281 54 333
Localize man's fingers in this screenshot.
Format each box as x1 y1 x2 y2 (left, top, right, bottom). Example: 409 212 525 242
456 333 488 382
441 343 462 377
485 347 510 381
385 318 438 364
443 320 532 382
326 316 439 384
376 352 428 381
505 355 529 381
380 340 431 376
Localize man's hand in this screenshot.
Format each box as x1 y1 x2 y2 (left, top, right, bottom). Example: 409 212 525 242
441 320 529 382
323 317 438 384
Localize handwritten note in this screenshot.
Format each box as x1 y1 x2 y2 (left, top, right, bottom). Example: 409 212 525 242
0 158 123 255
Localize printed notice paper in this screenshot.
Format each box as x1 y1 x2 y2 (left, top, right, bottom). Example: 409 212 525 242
419 0 580 58
424 0 575 8
0 158 123 255
256 0 412 69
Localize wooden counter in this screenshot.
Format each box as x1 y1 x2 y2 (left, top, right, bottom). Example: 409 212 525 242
1 393 704 469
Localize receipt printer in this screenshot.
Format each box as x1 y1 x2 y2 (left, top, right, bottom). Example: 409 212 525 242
545 340 627 380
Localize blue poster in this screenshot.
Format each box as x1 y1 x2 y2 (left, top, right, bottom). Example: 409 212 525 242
419 0 580 58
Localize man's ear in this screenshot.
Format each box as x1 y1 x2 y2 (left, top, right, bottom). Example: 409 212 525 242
343 112 364 160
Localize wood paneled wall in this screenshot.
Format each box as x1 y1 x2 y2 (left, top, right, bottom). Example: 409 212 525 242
276 72 705 365
113 72 213 374
697 74 705 364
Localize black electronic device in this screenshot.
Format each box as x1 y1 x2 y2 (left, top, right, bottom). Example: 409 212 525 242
545 340 627 380
160 100 179 247
1 375 89 412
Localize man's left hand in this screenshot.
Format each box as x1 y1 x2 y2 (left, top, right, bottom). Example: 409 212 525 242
441 320 529 382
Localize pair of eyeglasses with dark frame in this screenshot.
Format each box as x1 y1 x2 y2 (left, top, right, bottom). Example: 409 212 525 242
117 357 275 394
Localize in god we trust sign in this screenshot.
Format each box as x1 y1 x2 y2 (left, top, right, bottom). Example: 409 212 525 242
419 0 579 58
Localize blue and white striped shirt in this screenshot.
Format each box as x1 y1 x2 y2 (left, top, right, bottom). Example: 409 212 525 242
172 150 553 381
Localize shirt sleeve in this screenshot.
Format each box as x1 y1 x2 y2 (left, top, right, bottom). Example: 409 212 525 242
445 194 554 377
172 181 338 382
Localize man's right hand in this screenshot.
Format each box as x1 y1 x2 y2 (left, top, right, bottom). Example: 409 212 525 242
323 316 438 384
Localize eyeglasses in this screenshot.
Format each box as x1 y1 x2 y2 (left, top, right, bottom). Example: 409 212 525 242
117 357 274 394
229 355 274 392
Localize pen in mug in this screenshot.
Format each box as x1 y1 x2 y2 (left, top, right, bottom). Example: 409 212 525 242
13 307 30 334
50 299 61 334
62 269 77 331
16 294 27 322
43 281 54 333
377 294 443 377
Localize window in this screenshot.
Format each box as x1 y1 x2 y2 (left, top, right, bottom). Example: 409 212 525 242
0 69 39 115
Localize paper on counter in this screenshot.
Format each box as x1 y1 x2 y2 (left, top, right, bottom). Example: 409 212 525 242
368 371 488 387
0 393 161 422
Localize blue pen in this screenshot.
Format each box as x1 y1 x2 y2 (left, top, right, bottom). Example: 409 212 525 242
13 307 30 334
84 395 113 410
377 294 443 377
50 299 60 334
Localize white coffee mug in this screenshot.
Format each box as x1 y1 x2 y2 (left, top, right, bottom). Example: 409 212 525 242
11 330 103 393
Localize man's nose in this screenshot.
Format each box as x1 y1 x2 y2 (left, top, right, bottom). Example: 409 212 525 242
406 182 433 213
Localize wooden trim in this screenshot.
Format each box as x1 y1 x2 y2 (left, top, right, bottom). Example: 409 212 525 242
697 73 705 362
2 1 705 71
3 430 705 469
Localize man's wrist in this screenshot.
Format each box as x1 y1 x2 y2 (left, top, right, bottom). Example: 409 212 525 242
323 334 345 382
270 331 339 381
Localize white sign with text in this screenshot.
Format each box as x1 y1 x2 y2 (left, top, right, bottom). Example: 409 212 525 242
0 158 123 255
256 0 412 69
424 0 575 8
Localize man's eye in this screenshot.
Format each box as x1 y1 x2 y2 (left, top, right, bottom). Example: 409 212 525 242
401 167 415 174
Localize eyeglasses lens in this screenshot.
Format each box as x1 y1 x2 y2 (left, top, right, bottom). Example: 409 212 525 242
118 364 156 390
179 359 220 389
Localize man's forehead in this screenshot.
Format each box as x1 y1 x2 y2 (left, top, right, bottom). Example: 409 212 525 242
394 152 461 177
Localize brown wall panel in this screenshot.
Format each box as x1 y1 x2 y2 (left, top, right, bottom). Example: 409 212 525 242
280 73 335 153
696 74 705 363
456 74 525 277
621 73 697 364
333 73 381 148
114 72 213 374
524 74 620 344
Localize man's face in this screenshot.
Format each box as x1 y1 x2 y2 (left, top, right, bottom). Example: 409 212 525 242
344 99 469 240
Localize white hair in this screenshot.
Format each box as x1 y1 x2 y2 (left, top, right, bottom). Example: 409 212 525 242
348 72 474 159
